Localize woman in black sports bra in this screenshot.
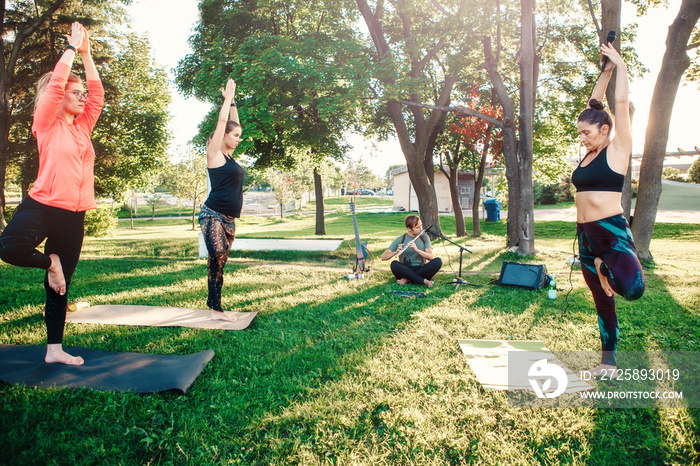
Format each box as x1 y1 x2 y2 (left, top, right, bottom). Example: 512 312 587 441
573 43 645 379
198 79 244 322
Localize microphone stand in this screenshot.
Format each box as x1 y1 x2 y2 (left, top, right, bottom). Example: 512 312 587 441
426 227 481 289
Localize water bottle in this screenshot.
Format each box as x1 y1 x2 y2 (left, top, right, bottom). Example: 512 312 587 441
548 275 557 299
67 301 90 311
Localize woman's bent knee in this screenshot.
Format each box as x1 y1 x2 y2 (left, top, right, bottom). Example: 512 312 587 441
623 281 645 301
0 243 30 267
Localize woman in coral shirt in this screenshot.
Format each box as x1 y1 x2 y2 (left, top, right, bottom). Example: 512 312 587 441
0 22 104 365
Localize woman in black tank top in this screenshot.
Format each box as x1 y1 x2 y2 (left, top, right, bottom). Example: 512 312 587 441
198 79 244 322
573 42 645 380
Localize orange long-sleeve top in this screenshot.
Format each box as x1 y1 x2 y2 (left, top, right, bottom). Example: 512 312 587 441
29 61 104 212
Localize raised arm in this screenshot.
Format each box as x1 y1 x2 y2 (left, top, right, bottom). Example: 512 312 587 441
33 23 84 131
58 22 84 69
587 69 612 108
601 43 632 169
76 25 104 131
228 92 239 125
77 25 99 82
207 79 236 167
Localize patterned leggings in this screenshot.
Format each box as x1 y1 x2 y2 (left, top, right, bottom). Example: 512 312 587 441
577 214 645 366
199 205 236 312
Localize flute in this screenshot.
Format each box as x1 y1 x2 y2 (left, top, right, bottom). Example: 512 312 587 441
396 229 425 258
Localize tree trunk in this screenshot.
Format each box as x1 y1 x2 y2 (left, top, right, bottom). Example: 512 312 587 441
472 129 492 237
515 0 537 256
631 0 700 261
442 165 466 237
191 202 197 230
600 0 634 220
313 167 325 235
621 102 635 220
483 36 519 249
0 0 66 232
387 99 442 234
0 115 8 230
356 0 458 237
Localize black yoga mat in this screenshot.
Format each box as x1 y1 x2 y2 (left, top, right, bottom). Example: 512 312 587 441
0 344 214 394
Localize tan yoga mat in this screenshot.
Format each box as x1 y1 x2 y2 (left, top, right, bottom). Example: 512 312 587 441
66 305 257 330
458 339 593 394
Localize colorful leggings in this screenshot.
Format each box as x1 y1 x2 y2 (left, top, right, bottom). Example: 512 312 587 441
0 196 85 344
577 214 645 366
199 205 236 312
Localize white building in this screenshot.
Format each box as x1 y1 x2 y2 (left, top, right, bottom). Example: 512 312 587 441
391 166 501 212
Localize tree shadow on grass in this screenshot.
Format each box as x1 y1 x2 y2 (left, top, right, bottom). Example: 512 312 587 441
582 266 700 465
0 259 462 464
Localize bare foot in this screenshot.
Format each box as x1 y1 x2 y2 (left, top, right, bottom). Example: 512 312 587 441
47 254 66 295
423 279 434 288
594 257 614 297
211 310 238 322
396 278 409 286
585 364 618 380
45 344 84 365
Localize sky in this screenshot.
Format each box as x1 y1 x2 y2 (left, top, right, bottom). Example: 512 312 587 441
125 0 699 176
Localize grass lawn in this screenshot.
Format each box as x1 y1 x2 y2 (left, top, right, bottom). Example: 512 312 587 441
632 181 700 211
1 213 699 465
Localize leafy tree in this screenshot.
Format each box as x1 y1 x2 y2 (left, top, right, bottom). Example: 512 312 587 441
288 152 313 213
92 33 171 204
268 168 293 218
355 0 483 236
176 0 363 235
343 159 380 194
0 0 132 229
0 1 170 232
631 0 700 261
170 146 208 230
476 0 539 254
447 88 503 237
384 164 403 189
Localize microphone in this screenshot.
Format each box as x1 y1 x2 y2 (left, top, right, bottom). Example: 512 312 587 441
601 30 616 70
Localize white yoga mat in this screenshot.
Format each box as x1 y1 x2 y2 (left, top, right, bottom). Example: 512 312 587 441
458 339 593 393
66 305 257 330
198 233 343 258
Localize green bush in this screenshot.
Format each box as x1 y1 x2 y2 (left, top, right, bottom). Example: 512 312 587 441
689 158 700 184
662 167 688 182
631 178 638 198
560 176 576 202
533 181 562 205
3 205 15 223
84 207 118 237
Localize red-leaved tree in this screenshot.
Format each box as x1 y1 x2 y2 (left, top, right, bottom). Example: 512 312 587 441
446 89 503 237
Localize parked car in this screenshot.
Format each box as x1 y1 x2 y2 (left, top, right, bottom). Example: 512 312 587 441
349 188 375 195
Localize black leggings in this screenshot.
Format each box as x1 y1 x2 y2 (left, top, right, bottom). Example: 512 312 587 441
0 196 85 344
390 258 443 284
